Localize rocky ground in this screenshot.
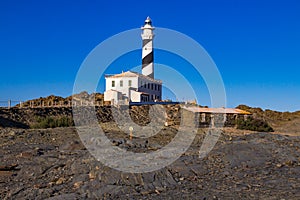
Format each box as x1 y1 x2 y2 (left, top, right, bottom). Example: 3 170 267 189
1 121 300 199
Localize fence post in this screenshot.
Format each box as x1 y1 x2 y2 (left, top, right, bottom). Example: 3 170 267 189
211 114 215 128
8 100 11 109
20 101 22 108
223 113 227 123
201 113 206 122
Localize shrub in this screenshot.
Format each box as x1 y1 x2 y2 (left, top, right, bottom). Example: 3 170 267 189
236 117 274 132
30 116 74 129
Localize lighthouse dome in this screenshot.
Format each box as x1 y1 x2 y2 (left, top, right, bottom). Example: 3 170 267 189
145 16 152 25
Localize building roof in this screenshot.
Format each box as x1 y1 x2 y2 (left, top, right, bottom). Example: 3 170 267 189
105 71 162 83
145 16 152 24
131 90 150 95
183 106 251 114
104 89 121 93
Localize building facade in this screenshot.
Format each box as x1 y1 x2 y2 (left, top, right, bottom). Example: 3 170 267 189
104 71 162 104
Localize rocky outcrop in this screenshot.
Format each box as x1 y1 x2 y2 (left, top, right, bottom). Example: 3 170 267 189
0 104 273 132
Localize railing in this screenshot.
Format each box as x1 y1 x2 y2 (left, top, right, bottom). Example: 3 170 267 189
0 100 104 109
0 100 22 109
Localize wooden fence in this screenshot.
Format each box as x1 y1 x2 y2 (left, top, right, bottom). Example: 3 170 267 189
0 100 104 109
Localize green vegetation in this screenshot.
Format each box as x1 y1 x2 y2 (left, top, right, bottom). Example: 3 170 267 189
30 116 74 129
236 117 274 132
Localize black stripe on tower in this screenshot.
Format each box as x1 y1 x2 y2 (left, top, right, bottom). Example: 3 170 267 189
143 39 152 47
142 51 153 66
146 72 154 79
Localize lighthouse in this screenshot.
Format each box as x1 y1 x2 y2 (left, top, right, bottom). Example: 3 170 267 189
104 17 162 104
141 16 155 79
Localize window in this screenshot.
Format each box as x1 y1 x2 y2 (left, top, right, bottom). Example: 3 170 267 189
158 85 160 91
151 84 153 90
120 80 123 87
112 80 115 87
141 81 143 87
128 80 132 87
147 83 150 89
155 84 157 90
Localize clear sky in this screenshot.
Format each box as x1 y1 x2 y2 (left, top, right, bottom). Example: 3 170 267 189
0 0 299 111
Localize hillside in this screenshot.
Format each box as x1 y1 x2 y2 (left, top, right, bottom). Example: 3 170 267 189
237 105 300 135
18 91 104 107
3 93 300 133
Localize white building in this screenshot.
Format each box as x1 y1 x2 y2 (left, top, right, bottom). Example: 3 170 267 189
104 17 162 104
104 71 162 104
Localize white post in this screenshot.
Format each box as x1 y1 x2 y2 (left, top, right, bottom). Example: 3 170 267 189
223 113 227 123
8 100 11 109
201 113 206 122
211 114 215 128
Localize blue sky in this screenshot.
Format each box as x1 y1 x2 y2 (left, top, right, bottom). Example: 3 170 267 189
0 0 299 111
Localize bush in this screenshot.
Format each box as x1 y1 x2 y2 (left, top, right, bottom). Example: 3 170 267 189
30 116 74 129
236 117 274 132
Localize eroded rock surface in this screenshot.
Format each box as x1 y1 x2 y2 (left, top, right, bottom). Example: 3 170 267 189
1 124 300 199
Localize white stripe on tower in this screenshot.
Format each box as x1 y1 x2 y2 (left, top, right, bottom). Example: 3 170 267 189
141 16 155 79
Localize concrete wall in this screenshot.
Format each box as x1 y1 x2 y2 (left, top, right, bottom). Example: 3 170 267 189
104 90 123 104
130 90 141 102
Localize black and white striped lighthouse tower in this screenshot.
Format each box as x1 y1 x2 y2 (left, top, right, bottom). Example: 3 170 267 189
141 16 155 79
